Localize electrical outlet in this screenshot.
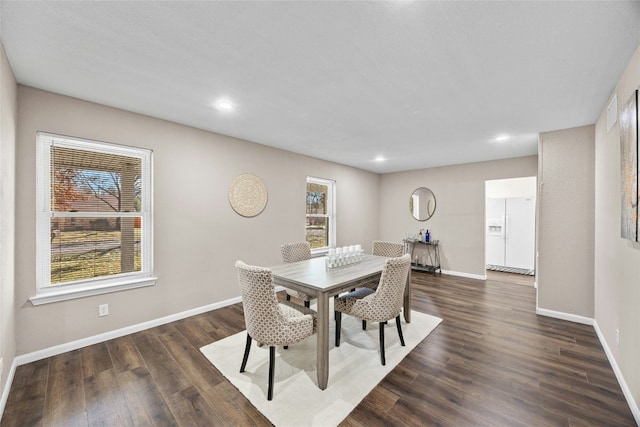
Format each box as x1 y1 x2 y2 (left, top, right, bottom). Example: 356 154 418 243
99 304 109 317
616 329 620 347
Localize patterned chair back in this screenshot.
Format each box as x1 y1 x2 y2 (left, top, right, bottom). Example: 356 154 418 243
235 260 313 346
354 254 411 321
281 242 312 263
372 240 405 258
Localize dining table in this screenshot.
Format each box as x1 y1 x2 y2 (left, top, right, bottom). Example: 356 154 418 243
270 253 412 390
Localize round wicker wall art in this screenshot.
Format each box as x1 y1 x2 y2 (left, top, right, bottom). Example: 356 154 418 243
228 173 268 217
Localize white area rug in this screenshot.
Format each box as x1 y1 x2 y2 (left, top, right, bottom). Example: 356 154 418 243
200 310 442 427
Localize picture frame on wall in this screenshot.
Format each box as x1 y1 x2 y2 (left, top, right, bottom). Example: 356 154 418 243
619 89 639 242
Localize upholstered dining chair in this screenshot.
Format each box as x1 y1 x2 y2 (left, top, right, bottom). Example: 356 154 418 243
235 260 317 400
363 240 405 289
281 242 315 308
334 253 411 366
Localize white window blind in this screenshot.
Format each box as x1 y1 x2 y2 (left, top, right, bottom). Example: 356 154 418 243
33 132 155 305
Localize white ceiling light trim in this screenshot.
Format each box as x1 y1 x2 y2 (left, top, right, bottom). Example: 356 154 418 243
493 134 511 143
214 99 235 112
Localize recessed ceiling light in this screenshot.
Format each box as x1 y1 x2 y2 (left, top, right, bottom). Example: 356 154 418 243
493 134 510 142
374 155 386 162
214 100 234 111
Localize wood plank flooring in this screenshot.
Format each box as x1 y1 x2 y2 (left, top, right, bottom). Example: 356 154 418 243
485 269 535 287
2 271 636 426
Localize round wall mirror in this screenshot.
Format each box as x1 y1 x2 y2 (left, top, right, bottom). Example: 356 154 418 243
409 187 436 221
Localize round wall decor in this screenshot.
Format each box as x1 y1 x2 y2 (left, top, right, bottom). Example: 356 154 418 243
228 173 268 217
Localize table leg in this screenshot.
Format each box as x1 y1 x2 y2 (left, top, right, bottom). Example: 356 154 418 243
316 292 329 389
403 268 412 323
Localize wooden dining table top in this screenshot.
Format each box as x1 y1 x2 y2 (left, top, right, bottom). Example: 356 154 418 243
270 254 387 293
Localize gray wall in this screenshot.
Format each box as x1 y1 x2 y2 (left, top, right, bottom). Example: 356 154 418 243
537 125 595 319
15 86 379 355
594 44 640 412
0 44 17 401
379 156 538 277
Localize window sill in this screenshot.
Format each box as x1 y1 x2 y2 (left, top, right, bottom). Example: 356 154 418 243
29 276 157 306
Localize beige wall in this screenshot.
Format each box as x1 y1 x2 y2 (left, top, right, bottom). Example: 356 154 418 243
15 86 379 355
594 44 640 410
537 125 595 318
0 45 17 401
8 42 640 416
12 83 541 355
379 156 538 277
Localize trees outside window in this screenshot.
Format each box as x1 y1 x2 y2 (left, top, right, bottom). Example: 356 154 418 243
306 177 335 250
34 133 155 305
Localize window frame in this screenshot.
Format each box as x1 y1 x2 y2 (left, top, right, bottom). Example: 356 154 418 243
306 176 336 254
31 132 156 305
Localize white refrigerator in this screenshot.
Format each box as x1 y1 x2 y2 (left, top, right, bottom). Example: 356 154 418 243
486 197 535 270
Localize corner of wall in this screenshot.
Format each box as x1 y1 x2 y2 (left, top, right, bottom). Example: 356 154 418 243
593 319 640 424
537 125 595 318
593 42 640 425
0 41 18 416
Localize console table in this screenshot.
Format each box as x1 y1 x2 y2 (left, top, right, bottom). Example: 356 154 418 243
404 239 441 275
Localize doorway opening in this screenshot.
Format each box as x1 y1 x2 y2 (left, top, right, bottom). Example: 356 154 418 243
485 177 536 284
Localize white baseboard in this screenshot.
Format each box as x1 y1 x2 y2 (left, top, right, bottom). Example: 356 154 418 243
14 296 242 367
0 358 18 417
534 308 639 423
440 269 486 281
4 293 638 426
535 307 593 325
593 320 640 425
0 295 242 418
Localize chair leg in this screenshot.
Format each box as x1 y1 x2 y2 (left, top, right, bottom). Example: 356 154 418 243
362 320 367 330
268 346 275 401
304 300 310 308
335 311 342 347
240 334 252 373
396 315 405 346
379 322 386 366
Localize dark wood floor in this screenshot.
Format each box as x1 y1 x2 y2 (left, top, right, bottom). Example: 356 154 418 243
485 269 535 287
2 271 636 426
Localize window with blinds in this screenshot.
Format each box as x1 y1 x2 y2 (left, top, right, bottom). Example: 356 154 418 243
305 176 336 250
33 132 155 305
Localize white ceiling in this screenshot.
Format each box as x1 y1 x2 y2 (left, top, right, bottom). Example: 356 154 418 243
2 1 639 174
